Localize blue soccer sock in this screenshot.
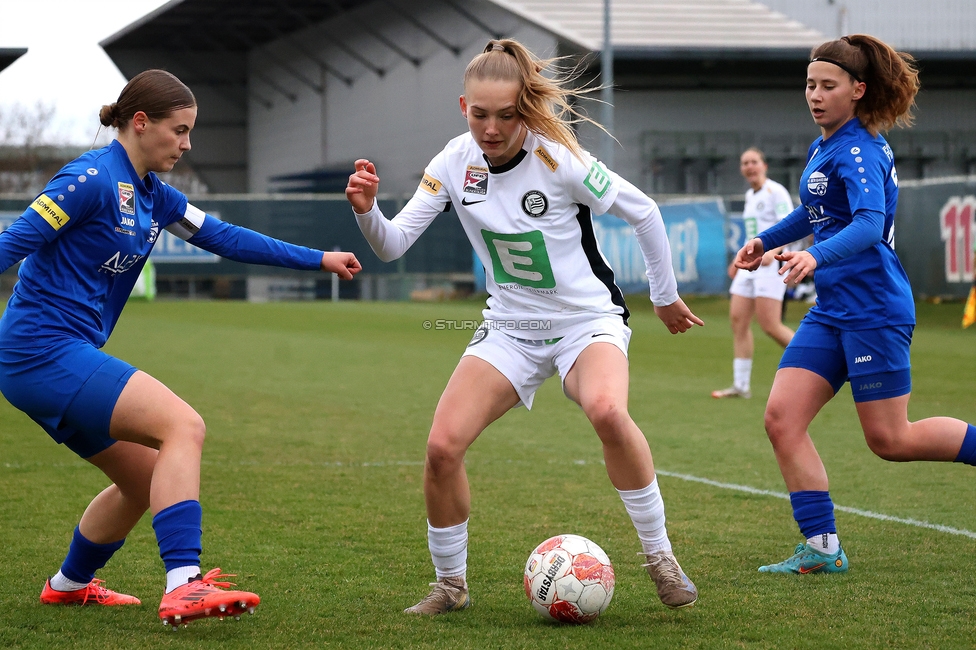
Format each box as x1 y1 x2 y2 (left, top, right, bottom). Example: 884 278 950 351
789 490 837 539
152 499 202 576
55 526 125 587
953 423 976 466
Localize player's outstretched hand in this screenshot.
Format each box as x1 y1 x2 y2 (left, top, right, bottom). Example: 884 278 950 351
346 159 379 214
321 252 362 279
776 249 817 286
654 297 704 334
734 237 765 272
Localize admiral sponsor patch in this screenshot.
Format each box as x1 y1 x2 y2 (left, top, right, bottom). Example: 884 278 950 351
29 194 70 231
118 182 135 215
463 165 488 195
420 173 442 196
534 146 558 172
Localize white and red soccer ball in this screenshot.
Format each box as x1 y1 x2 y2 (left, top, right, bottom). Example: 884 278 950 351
523 534 615 623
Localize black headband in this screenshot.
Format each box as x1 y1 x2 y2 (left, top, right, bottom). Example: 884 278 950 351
810 57 864 83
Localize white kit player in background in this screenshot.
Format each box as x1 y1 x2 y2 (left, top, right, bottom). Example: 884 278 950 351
347 39 703 617
712 148 797 400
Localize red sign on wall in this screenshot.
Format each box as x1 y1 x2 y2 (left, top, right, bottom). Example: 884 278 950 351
940 196 976 283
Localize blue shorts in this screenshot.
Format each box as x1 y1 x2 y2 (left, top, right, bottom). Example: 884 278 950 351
779 319 913 402
0 338 136 458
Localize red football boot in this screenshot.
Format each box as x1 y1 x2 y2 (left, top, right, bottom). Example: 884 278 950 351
40 578 141 606
158 568 259 630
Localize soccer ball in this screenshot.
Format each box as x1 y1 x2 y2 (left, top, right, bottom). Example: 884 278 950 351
523 534 615 623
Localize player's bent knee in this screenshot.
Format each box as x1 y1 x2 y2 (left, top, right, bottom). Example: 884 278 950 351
763 406 791 443
169 409 206 450
424 435 466 474
116 482 152 513
585 399 631 438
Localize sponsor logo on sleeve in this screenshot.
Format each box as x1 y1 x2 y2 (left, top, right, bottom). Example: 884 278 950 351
583 161 611 199
420 173 442 196
533 146 558 172
29 194 70 231
463 165 488 195
118 182 135 215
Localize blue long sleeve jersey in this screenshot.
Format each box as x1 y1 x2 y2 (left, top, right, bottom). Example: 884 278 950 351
757 118 915 329
0 140 324 348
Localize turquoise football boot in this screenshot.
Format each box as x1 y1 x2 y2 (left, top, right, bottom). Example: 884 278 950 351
758 543 849 574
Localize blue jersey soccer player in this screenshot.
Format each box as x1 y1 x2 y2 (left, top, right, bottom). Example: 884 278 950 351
0 70 360 626
734 35 976 574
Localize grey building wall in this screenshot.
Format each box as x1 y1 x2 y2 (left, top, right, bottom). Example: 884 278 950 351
577 86 976 197
107 48 249 193
761 0 976 49
246 3 555 196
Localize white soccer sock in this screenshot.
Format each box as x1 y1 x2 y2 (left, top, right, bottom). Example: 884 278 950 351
165 565 201 593
733 358 752 392
49 571 90 592
806 533 840 555
618 479 672 554
428 520 468 581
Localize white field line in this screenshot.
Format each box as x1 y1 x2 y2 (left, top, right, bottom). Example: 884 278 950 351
6 458 975 539
656 469 976 540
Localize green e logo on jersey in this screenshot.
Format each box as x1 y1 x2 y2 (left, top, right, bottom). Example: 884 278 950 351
481 229 556 289
583 161 611 199
744 216 758 240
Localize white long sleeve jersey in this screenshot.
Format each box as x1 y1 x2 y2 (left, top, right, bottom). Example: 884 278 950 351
743 179 794 240
356 130 679 339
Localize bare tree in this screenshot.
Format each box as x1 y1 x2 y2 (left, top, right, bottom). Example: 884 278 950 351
0 101 209 196
0 101 81 194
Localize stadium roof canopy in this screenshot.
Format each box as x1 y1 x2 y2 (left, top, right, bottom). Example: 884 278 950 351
0 48 27 74
99 0 976 192
488 0 824 52
102 0 357 54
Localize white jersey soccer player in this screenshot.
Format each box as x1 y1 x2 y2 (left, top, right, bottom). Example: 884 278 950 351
730 178 795 301
355 129 679 339
348 38 702 616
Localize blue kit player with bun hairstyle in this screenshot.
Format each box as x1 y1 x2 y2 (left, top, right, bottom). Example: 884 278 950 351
0 69 361 626
735 34 976 574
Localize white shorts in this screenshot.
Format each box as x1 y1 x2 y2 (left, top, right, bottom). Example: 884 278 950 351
729 262 787 301
461 317 632 410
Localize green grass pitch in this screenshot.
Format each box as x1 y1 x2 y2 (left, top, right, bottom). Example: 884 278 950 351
0 297 973 649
